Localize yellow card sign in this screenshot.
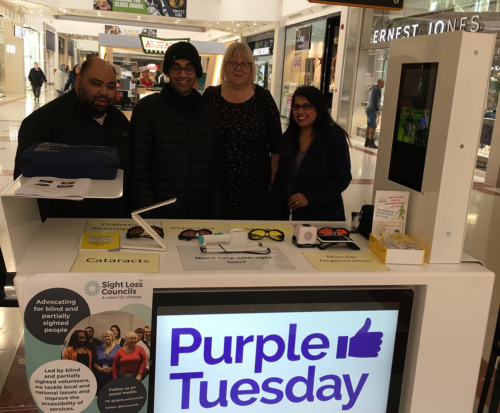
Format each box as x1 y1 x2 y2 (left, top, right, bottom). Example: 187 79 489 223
161 221 228 235
228 223 294 237
71 253 159 273
302 252 388 271
84 220 154 234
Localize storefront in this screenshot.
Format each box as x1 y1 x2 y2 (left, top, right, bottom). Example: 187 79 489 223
347 1 500 164
247 31 274 91
280 14 341 118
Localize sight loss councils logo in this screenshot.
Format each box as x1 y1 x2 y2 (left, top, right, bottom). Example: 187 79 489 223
84 280 101 296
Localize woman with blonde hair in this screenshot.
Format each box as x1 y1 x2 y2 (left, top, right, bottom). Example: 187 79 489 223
93 330 120 393
203 42 282 220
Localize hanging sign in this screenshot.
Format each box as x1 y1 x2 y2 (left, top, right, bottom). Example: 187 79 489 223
296 26 312 51
14 25 27 39
308 0 405 11
94 0 187 17
139 35 189 54
105 25 157 36
253 47 270 56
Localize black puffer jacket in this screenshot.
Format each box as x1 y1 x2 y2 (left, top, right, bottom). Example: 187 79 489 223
129 84 224 218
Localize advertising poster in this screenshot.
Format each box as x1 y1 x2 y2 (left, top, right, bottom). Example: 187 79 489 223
295 26 311 51
104 25 157 37
94 0 187 18
23 273 153 413
154 309 399 412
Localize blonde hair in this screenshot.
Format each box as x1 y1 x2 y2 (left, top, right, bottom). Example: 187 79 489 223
102 330 114 341
219 42 256 85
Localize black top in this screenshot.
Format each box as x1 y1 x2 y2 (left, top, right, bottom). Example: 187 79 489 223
203 85 282 219
14 89 131 220
90 338 103 351
128 83 224 218
76 351 90 367
265 129 352 221
28 68 47 87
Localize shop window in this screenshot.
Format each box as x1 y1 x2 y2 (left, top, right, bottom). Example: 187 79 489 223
280 19 327 118
58 37 64 55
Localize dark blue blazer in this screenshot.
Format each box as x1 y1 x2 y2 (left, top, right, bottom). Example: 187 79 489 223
266 128 352 221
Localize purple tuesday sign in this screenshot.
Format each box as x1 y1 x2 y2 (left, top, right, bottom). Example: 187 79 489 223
154 311 396 412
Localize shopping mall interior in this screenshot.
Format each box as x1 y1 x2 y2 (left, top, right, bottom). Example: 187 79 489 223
1 0 500 412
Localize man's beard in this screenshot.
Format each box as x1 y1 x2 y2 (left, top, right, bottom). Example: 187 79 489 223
77 88 112 115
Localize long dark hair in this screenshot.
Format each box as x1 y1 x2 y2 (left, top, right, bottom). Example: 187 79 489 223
280 86 350 156
68 330 91 350
110 324 121 339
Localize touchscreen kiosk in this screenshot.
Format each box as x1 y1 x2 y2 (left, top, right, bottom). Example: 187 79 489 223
388 62 438 192
150 288 413 412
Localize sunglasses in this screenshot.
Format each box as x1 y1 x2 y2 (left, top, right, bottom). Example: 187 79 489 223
248 229 285 242
317 227 350 237
126 225 164 239
178 229 213 241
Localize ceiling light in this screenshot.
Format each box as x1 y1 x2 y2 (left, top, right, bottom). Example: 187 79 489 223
227 27 230 29
30 10 33 13
175 21 178 23
209 24 211 26
234 30 236 32
39 10 41 12
217 22 219 24
63 9 66 12
31 4 34 7
237 24 240 26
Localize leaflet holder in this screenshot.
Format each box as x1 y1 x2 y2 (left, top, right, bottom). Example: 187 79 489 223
121 198 177 252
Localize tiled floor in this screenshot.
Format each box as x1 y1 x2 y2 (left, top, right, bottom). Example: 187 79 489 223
0 87 499 412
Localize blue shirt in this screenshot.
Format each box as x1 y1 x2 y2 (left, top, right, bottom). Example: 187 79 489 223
93 344 120 380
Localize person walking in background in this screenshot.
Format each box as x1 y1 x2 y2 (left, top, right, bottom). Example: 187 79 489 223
28 62 47 103
112 332 147 380
63 330 93 369
54 64 68 97
365 78 384 149
64 64 80 92
93 330 120 393
203 42 282 219
266 86 352 221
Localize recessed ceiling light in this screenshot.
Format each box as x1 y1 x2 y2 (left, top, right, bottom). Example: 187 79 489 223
30 10 33 13
31 4 34 7
63 9 66 12
237 24 240 26
234 30 236 32
217 22 219 24
13 1 17 3
227 27 230 29
175 21 178 23
209 24 211 26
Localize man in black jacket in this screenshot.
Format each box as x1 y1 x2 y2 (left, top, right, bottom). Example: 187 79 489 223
14 57 131 220
129 42 223 218
28 62 47 103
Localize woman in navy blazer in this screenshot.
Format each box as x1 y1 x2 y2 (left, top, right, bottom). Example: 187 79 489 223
266 86 352 221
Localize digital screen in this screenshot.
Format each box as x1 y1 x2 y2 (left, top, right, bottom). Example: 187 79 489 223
388 63 439 192
150 289 413 413
46 30 55 52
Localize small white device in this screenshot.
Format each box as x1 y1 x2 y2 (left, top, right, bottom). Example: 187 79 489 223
293 224 318 248
121 198 177 252
198 228 270 254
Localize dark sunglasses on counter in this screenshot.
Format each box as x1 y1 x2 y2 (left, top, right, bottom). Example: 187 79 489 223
248 229 285 242
126 225 164 239
317 227 350 237
178 229 213 241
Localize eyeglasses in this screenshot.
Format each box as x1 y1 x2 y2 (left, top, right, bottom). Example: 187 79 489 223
126 225 164 239
317 227 350 237
228 61 252 70
292 103 314 111
170 65 196 75
178 229 213 241
248 229 285 242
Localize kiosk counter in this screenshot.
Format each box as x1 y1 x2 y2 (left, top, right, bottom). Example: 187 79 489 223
7 216 494 413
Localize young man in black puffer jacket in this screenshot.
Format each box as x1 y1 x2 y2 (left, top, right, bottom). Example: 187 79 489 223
129 42 224 218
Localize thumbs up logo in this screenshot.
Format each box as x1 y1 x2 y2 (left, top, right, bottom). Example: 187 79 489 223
336 318 383 359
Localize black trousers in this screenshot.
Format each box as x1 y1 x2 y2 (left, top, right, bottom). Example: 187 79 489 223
33 86 41 99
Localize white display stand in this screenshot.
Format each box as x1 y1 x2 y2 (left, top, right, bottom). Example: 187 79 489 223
373 31 495 263
6 216 494 413
0 170 124 269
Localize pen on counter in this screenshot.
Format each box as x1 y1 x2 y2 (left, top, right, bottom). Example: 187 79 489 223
289 209 292 222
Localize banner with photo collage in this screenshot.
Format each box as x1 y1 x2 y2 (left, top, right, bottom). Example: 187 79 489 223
94 0 187 18
23 273 153 413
